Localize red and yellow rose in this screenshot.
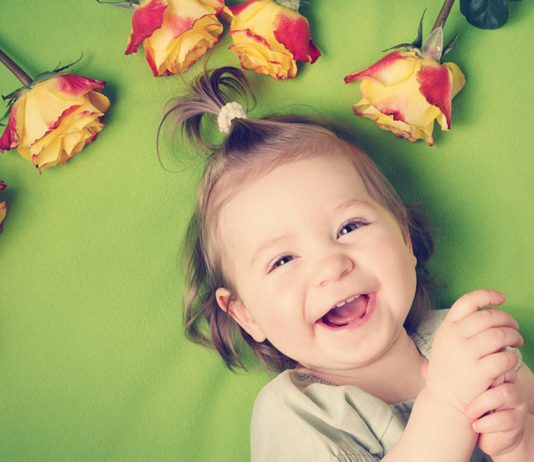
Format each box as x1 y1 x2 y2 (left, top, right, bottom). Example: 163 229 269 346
225 0 320 80
0 181 7 233
125 0 224 76
0 74 110 170
345 50 466 145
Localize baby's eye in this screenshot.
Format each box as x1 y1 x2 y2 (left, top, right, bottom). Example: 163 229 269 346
268 255 294 273
337 220 367 238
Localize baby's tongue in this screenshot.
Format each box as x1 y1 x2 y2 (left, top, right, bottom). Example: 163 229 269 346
323 295 367 327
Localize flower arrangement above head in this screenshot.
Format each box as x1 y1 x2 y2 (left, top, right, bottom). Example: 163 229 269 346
0 49 110 171
123 0 225 76
224 0 321 80
0 180 7 233
344 0 466 146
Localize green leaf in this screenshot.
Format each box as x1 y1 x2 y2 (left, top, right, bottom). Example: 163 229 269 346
442 33 460 59
2 87 27 102
460 0 509 29
1 100 15 123
412 9 426 49
274 0 300 11
32 53 84 85
95 0 138 10
382 43 418 53
382 10 426 54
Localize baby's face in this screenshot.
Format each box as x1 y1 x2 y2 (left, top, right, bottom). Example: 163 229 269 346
216 153 417 373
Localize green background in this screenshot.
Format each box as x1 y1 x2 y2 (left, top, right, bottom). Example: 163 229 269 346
1 1 532 460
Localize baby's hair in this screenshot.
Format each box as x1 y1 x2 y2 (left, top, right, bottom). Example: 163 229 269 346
163 66 435 373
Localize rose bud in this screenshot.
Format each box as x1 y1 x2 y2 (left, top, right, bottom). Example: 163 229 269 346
125 0 224 76
345 50 465 146
0 74 110 170
225 0 320 80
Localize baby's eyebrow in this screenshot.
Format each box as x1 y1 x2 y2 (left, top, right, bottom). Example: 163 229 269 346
334 198 372 212
250 234 292 268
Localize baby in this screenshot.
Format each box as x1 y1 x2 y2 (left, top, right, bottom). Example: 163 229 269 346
168 66 534 461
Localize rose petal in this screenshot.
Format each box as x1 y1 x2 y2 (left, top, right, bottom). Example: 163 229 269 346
56 74 106 96
0 102 21 151
165 0 223 19
345 51 416 86
0 201 7 233
125 0 168 55
230 41 296 79
417 64 452 128
140 0 224 76
166 15 223 73
273 12 320 63
30 106 105 170
359 74 441 130
166 13 195 37
445 62 467 98
231 28 273 50
19 82 82 147
228 0 258 16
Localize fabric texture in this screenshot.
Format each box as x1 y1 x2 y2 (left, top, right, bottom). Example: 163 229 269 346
251 309 490 461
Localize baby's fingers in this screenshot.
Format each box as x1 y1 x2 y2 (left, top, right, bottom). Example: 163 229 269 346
472 408 523 434
477 351 520 381
459 308 519 339
448 290 506 323
465 379 520 420
469 327 524 358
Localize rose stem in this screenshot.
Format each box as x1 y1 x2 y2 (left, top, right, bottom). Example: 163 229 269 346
0 49 32 86
432 0 455 30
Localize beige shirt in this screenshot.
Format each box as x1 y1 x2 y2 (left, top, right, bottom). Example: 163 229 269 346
251 309 490 462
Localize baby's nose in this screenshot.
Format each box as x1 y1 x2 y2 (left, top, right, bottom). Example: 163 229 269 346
313 253 354 287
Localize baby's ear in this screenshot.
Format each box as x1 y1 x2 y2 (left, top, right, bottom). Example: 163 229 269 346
215 288 266 343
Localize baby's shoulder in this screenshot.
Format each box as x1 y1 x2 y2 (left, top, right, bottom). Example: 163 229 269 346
251 371 395 461
252 369 370 417
251 370 322 424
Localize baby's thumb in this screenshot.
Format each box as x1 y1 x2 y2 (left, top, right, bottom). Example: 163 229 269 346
447 289 506 323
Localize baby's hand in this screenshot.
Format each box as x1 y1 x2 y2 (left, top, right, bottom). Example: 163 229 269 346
465 369 528 457
424 290 523 413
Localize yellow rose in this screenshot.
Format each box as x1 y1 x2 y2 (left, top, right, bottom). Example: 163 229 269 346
226 0 320 80
0 202 6 233
345 50 466 145
125 0 224 76
0 181 6 233
0 74 110 170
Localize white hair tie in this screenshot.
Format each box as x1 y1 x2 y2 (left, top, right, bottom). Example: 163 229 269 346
217 102 247 134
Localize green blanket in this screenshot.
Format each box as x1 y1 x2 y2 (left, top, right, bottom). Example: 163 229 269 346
1 1 532 460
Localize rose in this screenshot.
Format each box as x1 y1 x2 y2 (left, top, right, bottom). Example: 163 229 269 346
0 180 6 233
0 74 110 170
0 202 6 233
344 50 466 146
225 0 320 80
125 0 224 76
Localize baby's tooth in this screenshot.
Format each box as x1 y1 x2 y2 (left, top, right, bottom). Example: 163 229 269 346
346 296 355 303
335 300 346 308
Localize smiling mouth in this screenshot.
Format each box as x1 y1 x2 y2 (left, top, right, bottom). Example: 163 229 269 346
319 294 370 328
